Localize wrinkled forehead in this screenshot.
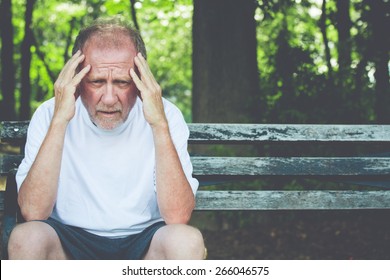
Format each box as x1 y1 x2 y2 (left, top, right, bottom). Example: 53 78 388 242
84 30 136 51
82 34 137 76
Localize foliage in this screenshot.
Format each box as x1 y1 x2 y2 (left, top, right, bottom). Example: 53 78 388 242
1 0 194 120
135 0 193 120
0 0 388 123
254 0 383 124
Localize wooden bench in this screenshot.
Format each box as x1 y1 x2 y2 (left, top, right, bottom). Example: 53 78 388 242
1 121 390 258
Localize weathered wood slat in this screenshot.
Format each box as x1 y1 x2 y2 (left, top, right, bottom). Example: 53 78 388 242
195 190 390 210
188 123 390 143
191 157 390 176
1 121 390 259
0 155 23 175
0 121 29 140
0 190 389 211
2 155 390 177
2 121 390 142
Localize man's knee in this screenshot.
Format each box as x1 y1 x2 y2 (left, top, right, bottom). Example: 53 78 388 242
147 224 205 259
176 224 205 256
9 222 38 253
8 221 67 259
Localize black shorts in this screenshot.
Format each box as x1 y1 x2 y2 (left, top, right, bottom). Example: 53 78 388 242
41 218 165 260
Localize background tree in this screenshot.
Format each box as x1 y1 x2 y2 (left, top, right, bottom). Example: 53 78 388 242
0 0 16 120
319 0 333 82
0 0 388 124
20 0 37 120
336 0 352 86
367 0 390 123
129 0 140 31
192 0 260 123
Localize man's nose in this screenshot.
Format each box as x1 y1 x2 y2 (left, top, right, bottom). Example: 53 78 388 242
101 83 118 106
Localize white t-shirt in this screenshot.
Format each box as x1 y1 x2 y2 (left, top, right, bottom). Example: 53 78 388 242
16 97 198 238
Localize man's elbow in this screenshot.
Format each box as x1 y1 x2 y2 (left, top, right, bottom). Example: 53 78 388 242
18 199 51 222
20 209 50 222
164 213 192 225
19 207 51 222
163 205 195 225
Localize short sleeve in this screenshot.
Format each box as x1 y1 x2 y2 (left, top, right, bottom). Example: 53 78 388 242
15 99 54 191
163 100 199 194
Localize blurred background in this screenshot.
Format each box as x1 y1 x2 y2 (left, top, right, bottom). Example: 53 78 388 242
0 0 389 259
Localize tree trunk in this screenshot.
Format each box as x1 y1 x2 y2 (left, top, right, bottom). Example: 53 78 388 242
336 0 352 85
274 15 295 119
20 0 36 120
64 18 77 62
369 0 390 123
0 0 16 120
192 0 260 123
130 0 140 31
319 0 333 82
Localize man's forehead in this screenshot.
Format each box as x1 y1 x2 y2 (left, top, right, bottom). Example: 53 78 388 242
84 46 136 61
84 33 137 53
82 42 136 76
87 65 131 77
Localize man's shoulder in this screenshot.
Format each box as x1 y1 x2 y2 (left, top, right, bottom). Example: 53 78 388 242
33 97 55 116
162 97 183 118
161 98 189 138
40 97 55 107
26 98 56 132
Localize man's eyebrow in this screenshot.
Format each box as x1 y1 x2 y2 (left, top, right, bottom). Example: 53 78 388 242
86 74 105 80
113 77 133 82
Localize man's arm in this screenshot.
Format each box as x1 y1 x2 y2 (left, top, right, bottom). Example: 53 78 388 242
18 51 90 221
130 53 195 224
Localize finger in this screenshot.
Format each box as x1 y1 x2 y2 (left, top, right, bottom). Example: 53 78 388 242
59 51 85 81
73 64 91 99
134 53 157 88
67 53 86 79
63 50 82 70
72 64 91 86
58 50 82 79
136 52 151 71
130 68 147 94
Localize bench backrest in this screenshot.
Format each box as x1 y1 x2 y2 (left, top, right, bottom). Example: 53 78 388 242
1 121 390 210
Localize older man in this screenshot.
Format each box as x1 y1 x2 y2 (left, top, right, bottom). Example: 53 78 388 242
8 17 204 260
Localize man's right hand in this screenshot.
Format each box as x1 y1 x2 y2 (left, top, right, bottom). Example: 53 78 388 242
18 51 90 221
53 50 91 123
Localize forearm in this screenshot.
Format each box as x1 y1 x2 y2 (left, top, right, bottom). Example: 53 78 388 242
153 124 195 224
18 51 89 221
18 119 67 221
131 53 195 223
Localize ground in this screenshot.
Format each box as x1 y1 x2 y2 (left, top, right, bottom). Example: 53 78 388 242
191 210 390 260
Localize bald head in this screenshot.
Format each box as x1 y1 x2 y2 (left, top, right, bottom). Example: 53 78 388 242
72 17 147 59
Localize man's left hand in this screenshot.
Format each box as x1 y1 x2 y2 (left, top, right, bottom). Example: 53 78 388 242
130 53 168 129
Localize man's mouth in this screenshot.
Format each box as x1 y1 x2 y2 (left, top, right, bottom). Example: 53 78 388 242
97 110 121 117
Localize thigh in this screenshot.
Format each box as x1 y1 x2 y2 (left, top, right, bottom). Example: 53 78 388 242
144 224 205 260
8 221 69 259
